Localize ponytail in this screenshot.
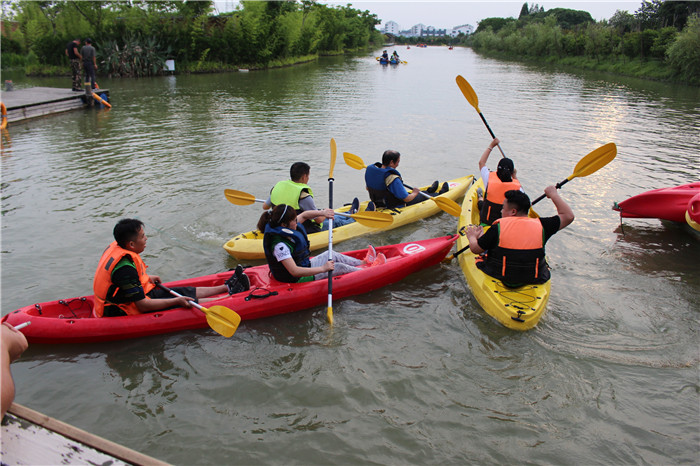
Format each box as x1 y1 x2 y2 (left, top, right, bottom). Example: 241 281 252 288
257 204 296 232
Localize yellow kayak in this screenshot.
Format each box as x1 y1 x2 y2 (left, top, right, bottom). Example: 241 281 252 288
456 178 550 330
224 175 474 260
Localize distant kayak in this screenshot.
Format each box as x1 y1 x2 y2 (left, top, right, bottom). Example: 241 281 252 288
2 237 457 344
613 182 700 223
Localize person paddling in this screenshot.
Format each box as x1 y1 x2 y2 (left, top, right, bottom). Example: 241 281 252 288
263 162 358 233
93 219 240 317
259 204 383 283
478 138 522 225
465 188 574 287
365 150 448 209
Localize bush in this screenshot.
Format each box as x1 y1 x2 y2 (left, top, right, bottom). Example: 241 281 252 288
666 14 700 84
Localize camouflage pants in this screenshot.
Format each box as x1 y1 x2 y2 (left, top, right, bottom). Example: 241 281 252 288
70 59 82 90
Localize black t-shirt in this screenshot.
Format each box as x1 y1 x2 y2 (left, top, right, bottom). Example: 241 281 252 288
477 215 561 251
66 41 79 59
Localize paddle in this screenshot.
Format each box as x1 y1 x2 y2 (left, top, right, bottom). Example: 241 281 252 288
157 284 241 338
341 152 462 217
455 75 505 158
445 142 618 261
327 138 336 325
223 189 393 228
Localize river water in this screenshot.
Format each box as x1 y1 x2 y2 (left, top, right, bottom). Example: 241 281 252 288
1 47 698 464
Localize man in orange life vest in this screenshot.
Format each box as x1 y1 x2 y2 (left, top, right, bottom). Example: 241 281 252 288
93 218 235 317
465 187 574 287
478 138 522 225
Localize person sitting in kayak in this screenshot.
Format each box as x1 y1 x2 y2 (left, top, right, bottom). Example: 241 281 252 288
365 150 447 209
381 50 389 61
478 138 522 225
391 50 400 61
465 187 574 287
263 162 357 234
259 204 384 283
93 219 239 317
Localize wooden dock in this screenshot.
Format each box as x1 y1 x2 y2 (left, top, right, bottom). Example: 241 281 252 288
1 403 169 465
1 86 110 125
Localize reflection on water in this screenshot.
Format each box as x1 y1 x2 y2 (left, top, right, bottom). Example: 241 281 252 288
2 48 699 464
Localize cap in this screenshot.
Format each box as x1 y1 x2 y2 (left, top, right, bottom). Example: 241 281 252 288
497 158 514 172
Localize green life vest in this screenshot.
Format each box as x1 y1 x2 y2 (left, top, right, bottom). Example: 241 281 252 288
269 180 314 210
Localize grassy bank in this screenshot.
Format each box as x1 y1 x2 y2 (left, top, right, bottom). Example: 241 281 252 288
473 49 682 84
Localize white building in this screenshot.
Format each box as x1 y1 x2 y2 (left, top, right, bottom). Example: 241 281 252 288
451 24 474 36
383 20 400 35
409 23 425 37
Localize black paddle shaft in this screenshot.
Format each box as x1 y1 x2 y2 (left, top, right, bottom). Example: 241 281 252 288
531 178 571 205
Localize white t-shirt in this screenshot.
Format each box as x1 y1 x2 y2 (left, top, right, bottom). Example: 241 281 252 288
273 242 293 262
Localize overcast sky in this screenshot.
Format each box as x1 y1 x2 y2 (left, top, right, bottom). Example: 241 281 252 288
214 1 642 29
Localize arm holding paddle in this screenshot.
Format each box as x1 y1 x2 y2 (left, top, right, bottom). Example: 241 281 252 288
478 138 500 170
544 185 575 230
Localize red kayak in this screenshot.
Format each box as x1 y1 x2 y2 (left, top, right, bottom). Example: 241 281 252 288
612 182 700 223
2 236 456 344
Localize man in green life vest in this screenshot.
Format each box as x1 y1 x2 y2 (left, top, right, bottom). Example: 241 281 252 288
262 162 357 234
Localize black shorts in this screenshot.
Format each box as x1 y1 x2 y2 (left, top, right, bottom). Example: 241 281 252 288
146 286 197 300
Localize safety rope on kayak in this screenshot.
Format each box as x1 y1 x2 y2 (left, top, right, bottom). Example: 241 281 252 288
244 287 279 301
57 297 90 318
491 281 541 313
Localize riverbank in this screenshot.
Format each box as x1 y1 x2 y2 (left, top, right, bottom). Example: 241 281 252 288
471 48 695 85
13 48 372 78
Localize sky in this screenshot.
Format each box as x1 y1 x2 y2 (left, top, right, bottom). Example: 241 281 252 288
213 1 643 29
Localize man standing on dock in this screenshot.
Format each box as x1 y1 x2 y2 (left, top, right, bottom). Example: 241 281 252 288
81 38 97 90
65 38 82 91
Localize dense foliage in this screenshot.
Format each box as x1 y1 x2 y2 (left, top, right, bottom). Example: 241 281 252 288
1 0 383 76
469 1 700 85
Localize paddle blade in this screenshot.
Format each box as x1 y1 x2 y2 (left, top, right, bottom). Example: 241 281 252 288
431 196 461 217
224 189 257 206
347 210 393 228
203 305 241 338
570 143 617 180
329 138 337 179
456 75 480 111
343 152 366 170
327 306 333 325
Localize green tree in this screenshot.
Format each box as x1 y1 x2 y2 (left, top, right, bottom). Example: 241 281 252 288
666 14 700 83
519 3 529 19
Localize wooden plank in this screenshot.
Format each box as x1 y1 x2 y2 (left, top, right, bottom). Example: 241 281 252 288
2 403 170 466
1 86 110 124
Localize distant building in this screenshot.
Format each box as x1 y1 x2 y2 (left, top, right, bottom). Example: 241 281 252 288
451 24 474 36
382 20 400 35
381 20 471 38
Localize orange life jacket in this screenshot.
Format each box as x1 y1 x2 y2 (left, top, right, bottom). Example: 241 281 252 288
480 172 522 225
92 241 154 317
483 216 547 284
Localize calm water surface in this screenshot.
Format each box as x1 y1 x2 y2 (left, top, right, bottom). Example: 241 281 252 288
1 47 698 464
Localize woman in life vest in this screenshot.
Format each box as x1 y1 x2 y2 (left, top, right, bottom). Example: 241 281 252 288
478 138 521 225
465 187 574 287
258 204 382 284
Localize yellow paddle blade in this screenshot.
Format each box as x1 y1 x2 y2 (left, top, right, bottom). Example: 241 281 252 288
343 152 367 170
431 196 461 217
202 305 241 338
456 75 480 112
224 189 257 206
329 138 337 179
327 306 333 325
345 210 393 228
569 142 617 180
